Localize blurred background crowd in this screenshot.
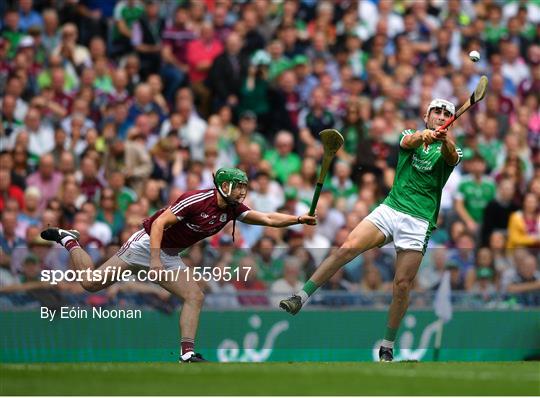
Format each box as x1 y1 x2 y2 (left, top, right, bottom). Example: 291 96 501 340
0 0 539 311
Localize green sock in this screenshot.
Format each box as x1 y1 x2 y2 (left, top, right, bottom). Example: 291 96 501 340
302 280 319 296
384 326 398 342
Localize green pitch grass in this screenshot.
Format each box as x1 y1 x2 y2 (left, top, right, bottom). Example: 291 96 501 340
1 362 539 395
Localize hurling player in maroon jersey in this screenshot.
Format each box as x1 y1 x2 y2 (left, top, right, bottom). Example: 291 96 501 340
41 167 316 362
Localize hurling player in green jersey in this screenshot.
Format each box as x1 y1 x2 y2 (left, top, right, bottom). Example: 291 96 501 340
280 99 463 362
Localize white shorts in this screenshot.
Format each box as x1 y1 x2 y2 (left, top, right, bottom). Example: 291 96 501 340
365 204 431 253
116 229 186 270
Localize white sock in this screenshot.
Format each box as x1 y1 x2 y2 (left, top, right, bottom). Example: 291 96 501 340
297 290 309 304
60 235 76 246
181 351 194 360
381 339 394 349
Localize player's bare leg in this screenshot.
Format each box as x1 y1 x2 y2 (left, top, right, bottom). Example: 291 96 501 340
74 253 130 292
158 267 206 362
41 227 130 291
380 249 423 362
280 219 386 314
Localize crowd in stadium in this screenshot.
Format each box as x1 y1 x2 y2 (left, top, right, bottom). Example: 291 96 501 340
0 0 539 310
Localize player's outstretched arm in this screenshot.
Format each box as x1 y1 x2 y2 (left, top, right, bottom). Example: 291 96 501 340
401 129 436 149
240 210 317 227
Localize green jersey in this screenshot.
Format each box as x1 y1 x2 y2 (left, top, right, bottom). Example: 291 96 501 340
263 150 301 184
383 130 463 228
113 1 144 40
478 138 502 171
456 175 496 223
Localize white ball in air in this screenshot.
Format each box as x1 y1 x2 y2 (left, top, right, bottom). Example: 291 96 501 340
469 50 480 62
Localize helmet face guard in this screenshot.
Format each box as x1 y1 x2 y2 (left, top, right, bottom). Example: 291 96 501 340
213 168 249 205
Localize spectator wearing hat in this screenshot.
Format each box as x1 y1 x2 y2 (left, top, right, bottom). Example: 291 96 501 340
445 260 465 291
469 267 497 304
238 52 271 131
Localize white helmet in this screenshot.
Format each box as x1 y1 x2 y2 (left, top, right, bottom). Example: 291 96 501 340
427 99 455 115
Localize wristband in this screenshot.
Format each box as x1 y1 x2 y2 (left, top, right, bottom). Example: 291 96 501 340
297 216 302 224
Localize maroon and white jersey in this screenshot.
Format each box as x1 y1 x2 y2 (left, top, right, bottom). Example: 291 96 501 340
142 189 250 254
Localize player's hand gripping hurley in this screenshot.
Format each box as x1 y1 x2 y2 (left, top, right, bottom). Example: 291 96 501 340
308 129 345 216
439 75 488 131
